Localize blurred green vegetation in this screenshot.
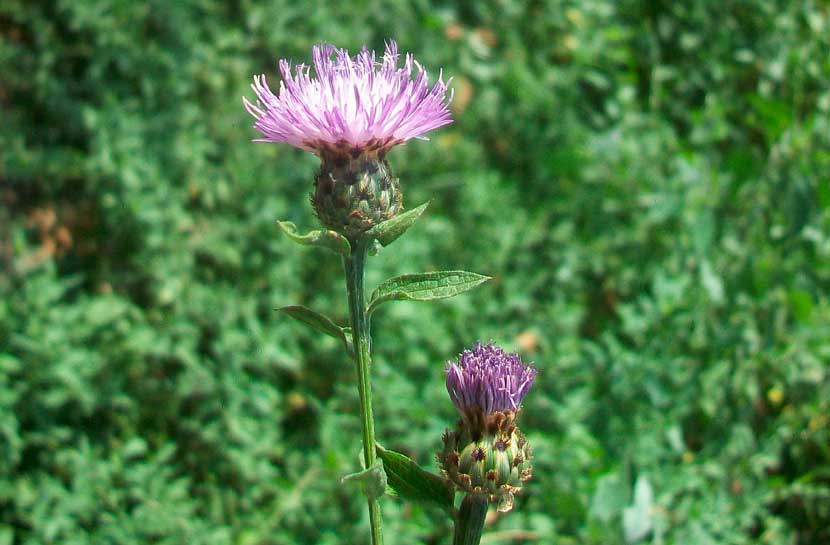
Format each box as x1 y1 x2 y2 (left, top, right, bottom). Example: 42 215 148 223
1 1 829 544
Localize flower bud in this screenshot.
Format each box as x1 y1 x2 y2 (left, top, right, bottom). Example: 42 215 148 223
311 149 403 238
437 343 537 512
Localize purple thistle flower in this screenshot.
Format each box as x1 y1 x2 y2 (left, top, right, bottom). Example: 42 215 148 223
243 41 453 156
446 343 537 416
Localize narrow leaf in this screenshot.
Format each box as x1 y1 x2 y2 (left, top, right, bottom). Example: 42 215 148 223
376 444 455 511
368 271 490 315
366 201 430 246
278 305 351 351
276 221 350 256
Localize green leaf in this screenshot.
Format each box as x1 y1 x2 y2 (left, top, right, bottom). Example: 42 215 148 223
276 221 350 256
789 289 813 322
342 460 387 501
278 305 352 352
367 271 490 315
590 472 629 523
366 201 430 246
376 444 454 510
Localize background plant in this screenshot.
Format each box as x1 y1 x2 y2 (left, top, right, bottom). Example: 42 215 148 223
1 1 828 544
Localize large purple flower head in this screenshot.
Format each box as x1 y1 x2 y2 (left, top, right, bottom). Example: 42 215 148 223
245 41 453 237
243 41 453 157
446 342 537 417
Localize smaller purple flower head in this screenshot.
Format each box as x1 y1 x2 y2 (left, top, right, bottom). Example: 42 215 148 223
244 41 453 158
446 342 537 417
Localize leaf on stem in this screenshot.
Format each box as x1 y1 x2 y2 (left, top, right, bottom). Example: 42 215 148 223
276 221 351 256
277 305 352 352
342 460 388 501
376 444 455 511
367 271 490 315
366 201 430 247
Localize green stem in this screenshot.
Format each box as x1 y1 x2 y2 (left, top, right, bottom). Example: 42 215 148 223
453 494 488 545
343 237 383 545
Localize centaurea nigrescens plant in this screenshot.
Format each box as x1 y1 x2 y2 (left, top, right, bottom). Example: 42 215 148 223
245 41 535 545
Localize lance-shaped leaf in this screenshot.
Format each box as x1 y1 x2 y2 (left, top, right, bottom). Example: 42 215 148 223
366 201 430 247
376 444 454 511
367 271 490 315
278 305 352 352
277 221 351 256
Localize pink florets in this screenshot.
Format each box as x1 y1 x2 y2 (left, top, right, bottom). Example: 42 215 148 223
243 41 453 156
446 343 537 415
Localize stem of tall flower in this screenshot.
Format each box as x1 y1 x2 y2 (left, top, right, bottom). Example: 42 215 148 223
343 236 384 545
453 494 488 545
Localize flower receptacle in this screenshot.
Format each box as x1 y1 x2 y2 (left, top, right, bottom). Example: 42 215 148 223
439 410 533 513
312 153 403 239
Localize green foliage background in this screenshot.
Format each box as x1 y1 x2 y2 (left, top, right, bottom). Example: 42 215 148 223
2 1 829 544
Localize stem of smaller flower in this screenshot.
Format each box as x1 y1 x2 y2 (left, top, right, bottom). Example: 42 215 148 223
453 494 489 545
343 236 384 545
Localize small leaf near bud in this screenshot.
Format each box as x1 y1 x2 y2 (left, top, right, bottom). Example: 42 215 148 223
276 221 351 256
375 444 455 511
366 200 430 247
